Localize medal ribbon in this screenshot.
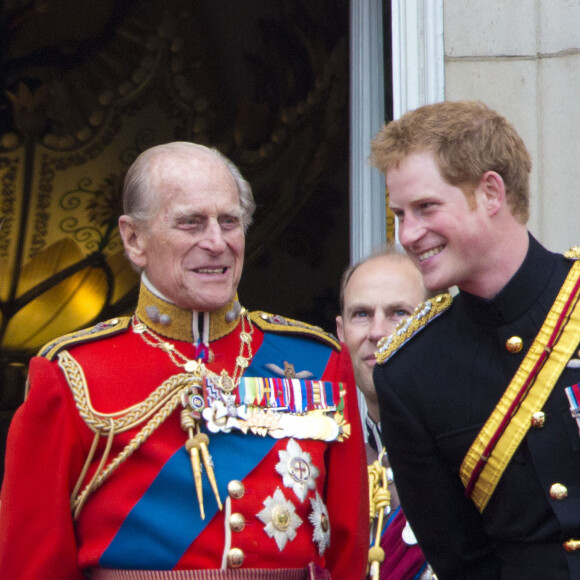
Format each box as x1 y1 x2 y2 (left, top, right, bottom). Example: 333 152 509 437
237 377 338 413
564 383 580 434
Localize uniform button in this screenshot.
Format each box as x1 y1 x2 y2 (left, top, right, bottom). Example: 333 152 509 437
230 512 245 532
505 336 523 353
550 483 568 500
564 539 580 552
228 480 245 499
530 411 545 429
227 547 244 568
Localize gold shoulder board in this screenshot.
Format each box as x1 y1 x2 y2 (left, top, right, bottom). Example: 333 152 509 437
375 293 453 365
39 316 132 361
564 246 580 259
250 311 340 351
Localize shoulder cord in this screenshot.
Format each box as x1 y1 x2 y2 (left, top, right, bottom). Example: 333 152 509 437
375 293 453 365
57 351 198 519
367 448 390 578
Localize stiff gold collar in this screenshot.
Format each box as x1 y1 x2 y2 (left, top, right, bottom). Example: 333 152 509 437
135 282 241 342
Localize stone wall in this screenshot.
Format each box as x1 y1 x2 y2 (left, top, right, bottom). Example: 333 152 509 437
444 0 580 252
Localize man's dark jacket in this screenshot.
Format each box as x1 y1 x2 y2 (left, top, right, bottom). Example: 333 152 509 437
374 235 580 579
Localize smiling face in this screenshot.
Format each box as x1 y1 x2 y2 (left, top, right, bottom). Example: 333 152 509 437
387 151 496 295
120 148 245 311
336 255 426 421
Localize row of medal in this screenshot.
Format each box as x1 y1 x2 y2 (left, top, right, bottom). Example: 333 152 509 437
180 375 349 442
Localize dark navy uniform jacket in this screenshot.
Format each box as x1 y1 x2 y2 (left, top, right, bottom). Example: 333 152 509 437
374 235 580 579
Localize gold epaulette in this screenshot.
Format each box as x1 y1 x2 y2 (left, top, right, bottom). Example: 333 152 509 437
375 293 453 365
564 246 580 259
38 316 132 361
250 311 341 351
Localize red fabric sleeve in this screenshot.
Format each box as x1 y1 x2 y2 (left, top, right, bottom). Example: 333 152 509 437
0 356 88 580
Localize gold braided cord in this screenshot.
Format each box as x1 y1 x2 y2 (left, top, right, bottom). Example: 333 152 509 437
57 351 202 518
70 429 101 503
72 386 188 518
367 448 390 579
73 418 116 519
58 351 199 434
564 246 580 259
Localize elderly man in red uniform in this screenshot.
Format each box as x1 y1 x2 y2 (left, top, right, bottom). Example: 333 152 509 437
0 142 368 580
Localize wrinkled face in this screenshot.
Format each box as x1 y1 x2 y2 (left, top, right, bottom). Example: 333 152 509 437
387 151 493 294
124 150 245 311
336 256 426 407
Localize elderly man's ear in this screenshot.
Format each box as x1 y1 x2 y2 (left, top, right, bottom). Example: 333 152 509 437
119 215 148 268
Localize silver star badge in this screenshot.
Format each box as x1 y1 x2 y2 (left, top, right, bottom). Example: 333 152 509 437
257 487 303 551
308 492 330 555
275 438 319 502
